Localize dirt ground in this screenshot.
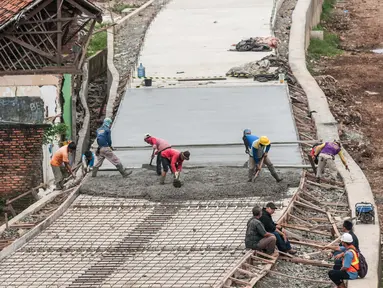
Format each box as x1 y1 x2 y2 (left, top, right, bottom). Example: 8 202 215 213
310 0 383 226
80 167 301 202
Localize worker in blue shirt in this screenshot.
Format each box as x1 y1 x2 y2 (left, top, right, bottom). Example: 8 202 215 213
242 129 282 182
82 151 95 176
92 118 131 178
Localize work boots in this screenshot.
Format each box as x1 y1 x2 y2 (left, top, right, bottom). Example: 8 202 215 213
92 167 99 177
269 165 283 183
116 164 132 178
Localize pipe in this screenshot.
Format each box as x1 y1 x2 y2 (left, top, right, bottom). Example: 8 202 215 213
109 140 319 151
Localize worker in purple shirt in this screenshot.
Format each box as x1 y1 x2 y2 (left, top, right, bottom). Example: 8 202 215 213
313 140 349 181
144 134 171 175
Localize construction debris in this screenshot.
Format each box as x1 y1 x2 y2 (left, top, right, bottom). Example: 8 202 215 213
231 37 279 52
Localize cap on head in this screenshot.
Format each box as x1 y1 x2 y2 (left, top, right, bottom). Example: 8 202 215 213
266 202 277 210
103 117 112 127
243 129 251 136
334 139 341 147
181 150 190 160
144 133 151 141
259 136 270 146
341 232 353 243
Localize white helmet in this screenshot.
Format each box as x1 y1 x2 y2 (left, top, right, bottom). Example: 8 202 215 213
341 233 353 243
144 133 151 140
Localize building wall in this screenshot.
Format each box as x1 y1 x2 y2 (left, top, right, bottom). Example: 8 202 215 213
0 124 47 196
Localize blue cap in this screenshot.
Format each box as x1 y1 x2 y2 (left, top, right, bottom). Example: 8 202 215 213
243 129 251 135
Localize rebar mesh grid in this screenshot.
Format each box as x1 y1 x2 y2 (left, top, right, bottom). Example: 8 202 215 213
0 195 278 287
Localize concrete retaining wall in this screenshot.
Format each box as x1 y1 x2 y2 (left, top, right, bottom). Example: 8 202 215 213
106 0 157 119
289 0 380 286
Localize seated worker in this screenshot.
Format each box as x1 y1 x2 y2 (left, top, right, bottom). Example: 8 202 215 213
242 129 282 182
259 202 296 254
328 233 359 288
245 206 277 255
50 142 76 190
144 134 171 175
313 140 349 181
327 220 360 270
82 150 95 176
160 149 190 184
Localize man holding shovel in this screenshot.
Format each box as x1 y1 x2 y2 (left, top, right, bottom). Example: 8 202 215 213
160 149 190 185
242 129 282 182
92 118 131 178
144 134 171 175
50 142 77 190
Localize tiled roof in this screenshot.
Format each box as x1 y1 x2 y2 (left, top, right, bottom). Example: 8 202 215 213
0 0 34 26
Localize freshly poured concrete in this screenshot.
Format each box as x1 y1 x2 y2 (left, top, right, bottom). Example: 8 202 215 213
137 0 273 78
108 84 301 168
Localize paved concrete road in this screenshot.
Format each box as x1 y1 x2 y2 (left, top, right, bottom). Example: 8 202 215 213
105 84 301 168
137 0 274 78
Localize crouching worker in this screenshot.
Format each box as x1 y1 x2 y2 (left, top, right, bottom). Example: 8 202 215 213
160 149 190 184
51 142 76 190
245 206 277 255
242 129 282 182
328 233 359 288
82 151 95 176
313 140 349 181
92 118 131 178
144 134 171 175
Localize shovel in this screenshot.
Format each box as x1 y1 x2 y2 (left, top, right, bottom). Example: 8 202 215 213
142 152 157 170
252 156 265 182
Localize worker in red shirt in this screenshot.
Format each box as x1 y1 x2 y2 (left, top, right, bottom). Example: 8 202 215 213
144 133 171 175
160 149 190 184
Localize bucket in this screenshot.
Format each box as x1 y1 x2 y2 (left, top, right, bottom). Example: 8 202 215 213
144 78 152 87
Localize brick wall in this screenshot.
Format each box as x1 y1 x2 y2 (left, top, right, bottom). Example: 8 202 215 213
0 124 47 196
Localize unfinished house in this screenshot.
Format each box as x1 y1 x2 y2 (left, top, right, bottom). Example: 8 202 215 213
0 0 102 75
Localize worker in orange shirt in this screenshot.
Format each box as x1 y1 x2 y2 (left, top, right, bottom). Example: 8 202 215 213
50 142 76 190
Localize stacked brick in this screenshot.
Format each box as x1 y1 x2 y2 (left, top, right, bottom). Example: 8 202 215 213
0 124 47 196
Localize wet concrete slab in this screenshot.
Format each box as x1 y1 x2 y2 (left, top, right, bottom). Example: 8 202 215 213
110 84 301 168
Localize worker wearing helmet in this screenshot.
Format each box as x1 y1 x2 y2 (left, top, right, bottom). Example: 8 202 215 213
92 117 132 178
144 133 171 175
328 233 360 287
243 129 282 182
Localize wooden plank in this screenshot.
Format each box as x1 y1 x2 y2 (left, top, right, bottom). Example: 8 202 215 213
255 250 277 260
228 277 250 286
267 270 332 284
281 224 332 236
279 256 333 268
237 267 256 277
9 223 36 228
306 173 345 187
327 212 340 237
66 0 96 16
288 213 314 226
6 183 46 205
250 255 275 265
321 202 348 207
295 201 326 214
57 0 63 66
297 197 323 210
78 19 96 68
289 239 328 248
4 35 58 63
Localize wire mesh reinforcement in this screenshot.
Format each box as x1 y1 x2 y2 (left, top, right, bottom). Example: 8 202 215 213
0 194 273 287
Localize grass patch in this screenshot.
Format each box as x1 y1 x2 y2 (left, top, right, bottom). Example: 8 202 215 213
321 0 336 21
308 32 342 60
312 24 324 31
112 3 139 13
87 23 108 57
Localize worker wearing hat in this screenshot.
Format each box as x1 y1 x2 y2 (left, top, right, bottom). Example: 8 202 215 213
92 117 131 178
144 133 171 175
242 129 282 182
160 148 190 184
259 202 296 254
328 233 360 287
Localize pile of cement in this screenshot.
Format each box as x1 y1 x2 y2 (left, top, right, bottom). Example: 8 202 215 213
80 167 301 202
